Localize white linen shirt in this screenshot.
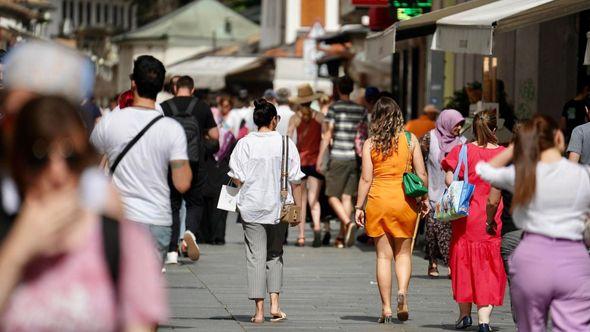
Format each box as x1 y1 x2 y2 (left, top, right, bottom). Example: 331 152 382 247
228 131 305 224
476 158 590 240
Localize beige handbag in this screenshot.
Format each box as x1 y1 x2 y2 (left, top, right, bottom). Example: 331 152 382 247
280 135 300 227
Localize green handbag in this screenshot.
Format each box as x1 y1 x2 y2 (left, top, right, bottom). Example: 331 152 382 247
403 131 428 198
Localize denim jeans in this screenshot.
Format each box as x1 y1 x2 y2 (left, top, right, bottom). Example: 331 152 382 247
146 224 172 264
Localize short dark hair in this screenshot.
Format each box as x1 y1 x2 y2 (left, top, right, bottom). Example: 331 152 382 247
253 98 277 128
176 75 194 91
131 55 165 100
337 75 354 96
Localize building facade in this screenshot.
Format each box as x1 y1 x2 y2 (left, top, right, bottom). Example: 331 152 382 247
46 0 136 37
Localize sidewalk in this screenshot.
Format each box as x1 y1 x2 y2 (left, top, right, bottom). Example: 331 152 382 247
160 220 516 332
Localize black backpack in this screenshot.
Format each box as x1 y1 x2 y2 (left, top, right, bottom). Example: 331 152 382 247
163 98 201 162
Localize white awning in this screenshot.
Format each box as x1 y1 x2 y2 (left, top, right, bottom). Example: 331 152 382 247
432 0 590 55
364 0 496 61
585 31 590 66
167 56 262 90
365 25 396 62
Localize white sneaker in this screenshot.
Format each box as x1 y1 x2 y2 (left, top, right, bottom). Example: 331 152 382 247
161 267 166 274
183 230 200 261
165 251 178 265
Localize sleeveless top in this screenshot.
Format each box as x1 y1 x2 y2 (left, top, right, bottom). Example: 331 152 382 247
296 116 322 166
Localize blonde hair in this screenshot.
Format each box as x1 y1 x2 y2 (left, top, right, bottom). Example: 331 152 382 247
370 97 405 158
473 109 498 146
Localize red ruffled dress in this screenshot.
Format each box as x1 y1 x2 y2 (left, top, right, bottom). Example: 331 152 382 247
441 144 507 306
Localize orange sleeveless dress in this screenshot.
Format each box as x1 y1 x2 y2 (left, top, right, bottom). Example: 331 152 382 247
365 134 419 238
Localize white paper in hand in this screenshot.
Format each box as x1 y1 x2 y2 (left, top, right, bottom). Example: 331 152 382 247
217 185 239 212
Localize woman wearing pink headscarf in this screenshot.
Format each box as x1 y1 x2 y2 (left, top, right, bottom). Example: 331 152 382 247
420 109 466 278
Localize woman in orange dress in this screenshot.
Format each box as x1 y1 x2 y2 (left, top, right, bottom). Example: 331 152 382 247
355 97 429 323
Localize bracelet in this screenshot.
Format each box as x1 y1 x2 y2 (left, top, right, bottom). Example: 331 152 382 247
354 206 364 211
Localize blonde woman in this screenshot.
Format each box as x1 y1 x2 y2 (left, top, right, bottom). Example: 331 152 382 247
355 97 429 323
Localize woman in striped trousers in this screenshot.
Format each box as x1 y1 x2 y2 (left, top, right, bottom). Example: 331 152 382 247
228 99 304 324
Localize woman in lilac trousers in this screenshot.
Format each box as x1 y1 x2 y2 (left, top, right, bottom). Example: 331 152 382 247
476 115 590 332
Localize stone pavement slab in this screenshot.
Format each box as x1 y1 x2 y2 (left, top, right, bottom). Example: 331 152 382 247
159 220 516 332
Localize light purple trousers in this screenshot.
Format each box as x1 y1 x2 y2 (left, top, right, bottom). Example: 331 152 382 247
509 232 590 332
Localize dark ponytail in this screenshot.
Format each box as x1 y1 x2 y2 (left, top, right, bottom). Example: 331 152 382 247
252 98 277 128
473 109 498 146
512 115 559 207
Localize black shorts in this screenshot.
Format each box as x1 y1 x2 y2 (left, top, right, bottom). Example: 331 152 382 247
301 165 325 180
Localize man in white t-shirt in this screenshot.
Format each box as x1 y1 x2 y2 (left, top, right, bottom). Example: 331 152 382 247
91 55 192 263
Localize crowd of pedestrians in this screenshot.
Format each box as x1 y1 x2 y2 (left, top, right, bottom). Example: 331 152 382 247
0 40 589 332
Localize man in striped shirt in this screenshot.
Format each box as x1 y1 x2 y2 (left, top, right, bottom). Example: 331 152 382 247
317 76 366 248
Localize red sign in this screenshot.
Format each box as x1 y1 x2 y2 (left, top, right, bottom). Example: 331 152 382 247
352 0 389 7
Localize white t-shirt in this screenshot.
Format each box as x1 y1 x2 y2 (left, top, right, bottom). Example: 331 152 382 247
228 131 305 224
90 107 188 226
276 104 294 137
476 158 590 240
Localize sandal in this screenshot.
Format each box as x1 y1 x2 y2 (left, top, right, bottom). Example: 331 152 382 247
334 237 345 248
250 316 264 324
295 237 305 247
378 314 394 324
397 293 409 321
270 311 287 322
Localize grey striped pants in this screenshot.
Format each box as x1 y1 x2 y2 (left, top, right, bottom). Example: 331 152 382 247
242 222 288 299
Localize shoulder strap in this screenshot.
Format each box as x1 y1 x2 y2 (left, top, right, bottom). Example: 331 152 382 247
280 136 289 202
110 116 164 175
170 98 199 117
185 98 199 115
167 100 179 115
101 216 120 294
453 144 469 183
404 131 413 173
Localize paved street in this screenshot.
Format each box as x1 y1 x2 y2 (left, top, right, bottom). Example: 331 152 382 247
160 218 516 332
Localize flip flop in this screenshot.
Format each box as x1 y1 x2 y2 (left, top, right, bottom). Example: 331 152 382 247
270 311 287 322
250 316 264 324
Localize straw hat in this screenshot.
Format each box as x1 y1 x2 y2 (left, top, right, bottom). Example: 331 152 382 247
290 84 322 104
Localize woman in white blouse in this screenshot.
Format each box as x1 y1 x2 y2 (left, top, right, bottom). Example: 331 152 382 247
476 115 590 332
228 99 304 324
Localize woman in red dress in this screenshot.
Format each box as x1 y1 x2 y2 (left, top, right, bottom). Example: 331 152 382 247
441 110 506 332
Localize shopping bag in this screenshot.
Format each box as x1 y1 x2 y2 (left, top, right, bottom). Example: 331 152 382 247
434 145 475 222
217 184 239 212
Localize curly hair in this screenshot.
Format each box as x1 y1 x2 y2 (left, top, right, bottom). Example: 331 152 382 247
370 97 405 158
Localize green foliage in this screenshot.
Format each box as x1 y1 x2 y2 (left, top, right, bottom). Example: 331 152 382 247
445 88 470 117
